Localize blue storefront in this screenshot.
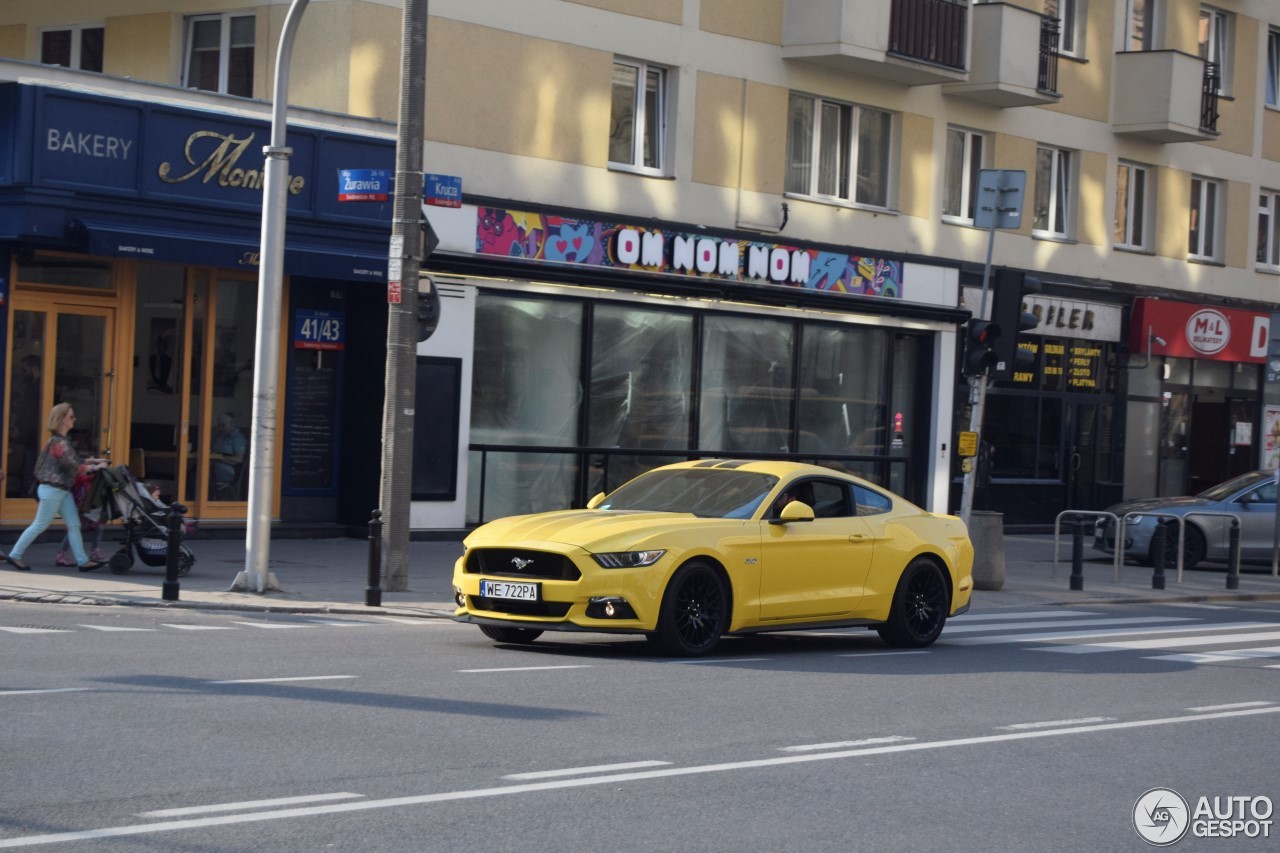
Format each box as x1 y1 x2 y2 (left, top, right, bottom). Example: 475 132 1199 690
0 82 395 529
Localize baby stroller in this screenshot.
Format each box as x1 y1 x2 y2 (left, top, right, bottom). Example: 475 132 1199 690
93 466 196 576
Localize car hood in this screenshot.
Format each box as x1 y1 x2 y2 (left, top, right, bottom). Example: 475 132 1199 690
466 509 737 552
1105 496 1212 516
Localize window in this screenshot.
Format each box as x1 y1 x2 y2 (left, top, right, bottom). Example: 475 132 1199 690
1258 191 1280 270
1188 176 1220 260
1033 145 1072 238
1198 7 1231 94
183 14 254 97
786 93 892 208
1045 0 1080 56
1268 29 1279 108
609 59 667 173
943 127 984 223
1115 161 1151 251
41 25 103 72
1126 0 1158 51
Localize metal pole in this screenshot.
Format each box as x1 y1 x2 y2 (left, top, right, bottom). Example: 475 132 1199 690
234 0 310 594
1069 516 1084 591
1272 468 1279 577
1227 519 1241 591
959 222 997 527
1150 522 1166 590
162 502 187 602
380 0 428 592
365 509 383 607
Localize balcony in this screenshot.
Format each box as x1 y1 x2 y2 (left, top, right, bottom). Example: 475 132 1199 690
941 4 1061 107
1111 51 1221 142
782 0 968 86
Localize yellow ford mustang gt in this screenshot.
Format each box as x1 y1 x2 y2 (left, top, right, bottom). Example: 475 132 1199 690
451 459 974 656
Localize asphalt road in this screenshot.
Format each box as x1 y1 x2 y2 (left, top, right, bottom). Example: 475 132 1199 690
3 600 1279 851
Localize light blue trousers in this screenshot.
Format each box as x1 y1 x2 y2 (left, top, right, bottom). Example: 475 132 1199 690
10 484 88 565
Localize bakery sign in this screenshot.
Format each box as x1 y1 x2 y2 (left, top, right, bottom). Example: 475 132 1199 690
1131 298 1270 363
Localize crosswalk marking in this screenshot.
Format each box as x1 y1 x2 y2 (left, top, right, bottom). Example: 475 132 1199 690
161 624 236 631
229 621 315 630
951 610 1100 621
0 626 71 634
1150 647 1280 664
942 616 1195 635
79 625 158 632
1036 629 1280 654
943 622 1278 646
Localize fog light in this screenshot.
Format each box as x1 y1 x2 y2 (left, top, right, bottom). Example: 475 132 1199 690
586 596 637 620
453 586 466 607
604 601 616 617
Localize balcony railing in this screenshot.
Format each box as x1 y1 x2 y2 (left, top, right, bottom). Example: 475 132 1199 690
889 0 966 71
1200 61 1220 132
1038 16 1060 94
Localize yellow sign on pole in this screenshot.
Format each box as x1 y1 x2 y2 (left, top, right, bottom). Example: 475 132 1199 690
958 431 979 458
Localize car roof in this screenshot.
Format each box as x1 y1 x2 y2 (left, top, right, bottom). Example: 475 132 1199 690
660 459 862 482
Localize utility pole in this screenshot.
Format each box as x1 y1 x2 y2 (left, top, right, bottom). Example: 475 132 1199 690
380 0 429 591
234 0 311 594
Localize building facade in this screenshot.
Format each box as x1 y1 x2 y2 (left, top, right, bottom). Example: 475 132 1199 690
0 0 1277 533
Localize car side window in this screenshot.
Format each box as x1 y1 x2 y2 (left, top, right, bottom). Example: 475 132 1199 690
853 484 891 516
809 480 852 518
1246 481 1277 504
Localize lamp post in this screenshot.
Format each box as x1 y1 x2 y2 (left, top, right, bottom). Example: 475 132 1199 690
233 0 311 594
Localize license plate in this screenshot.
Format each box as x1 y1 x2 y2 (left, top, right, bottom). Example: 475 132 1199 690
480 580 541 601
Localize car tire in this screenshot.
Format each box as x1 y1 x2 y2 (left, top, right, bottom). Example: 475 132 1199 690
1150 522 1207 571
478 625 543 645
876 558 950 648
1181 524 1206 570
650 561 729 657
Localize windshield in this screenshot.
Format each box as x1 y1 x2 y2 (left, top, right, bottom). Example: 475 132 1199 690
1197 470 1275 501
599 469 778 518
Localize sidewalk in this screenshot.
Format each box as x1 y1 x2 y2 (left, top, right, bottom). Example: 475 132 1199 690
0 533 1278 618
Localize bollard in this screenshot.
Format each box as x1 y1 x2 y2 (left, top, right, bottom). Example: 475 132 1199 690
366 509 383 607
1226 519 1241 591
1150 521 1166 590
1069 516 1084 591
162 502 188 602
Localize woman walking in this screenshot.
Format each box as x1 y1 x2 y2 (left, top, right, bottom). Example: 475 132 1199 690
5 403 107 572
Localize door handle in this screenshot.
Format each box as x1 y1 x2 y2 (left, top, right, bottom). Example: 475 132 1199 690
848 534 871 542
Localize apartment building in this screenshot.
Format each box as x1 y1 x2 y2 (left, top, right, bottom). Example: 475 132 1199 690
0 0 1275 533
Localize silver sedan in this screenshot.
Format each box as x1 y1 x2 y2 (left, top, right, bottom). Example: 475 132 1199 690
1093 470 1279 569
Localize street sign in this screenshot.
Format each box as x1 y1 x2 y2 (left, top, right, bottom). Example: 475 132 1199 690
958 431 979 457
424 173 461 208
293 309 345 350
338 168 390 202
974 169 1026 230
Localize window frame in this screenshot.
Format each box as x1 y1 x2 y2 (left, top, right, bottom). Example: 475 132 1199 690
182 12 255 97
1268 28 1280 109
608 57 669 176
1046 0 1082 57
1188 175 1221 262
1114 160 1152 252
1033 145 1074 239
1198 6 1232 96
785 92 895 210
943 126 985 225
1125 0 1160 52
39 23 104 72
1257 190 1280 272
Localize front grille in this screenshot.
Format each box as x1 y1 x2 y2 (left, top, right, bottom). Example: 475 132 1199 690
465 548 581 580
469 596 573 618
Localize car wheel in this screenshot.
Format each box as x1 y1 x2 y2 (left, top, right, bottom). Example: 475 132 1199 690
1150 522 1207 571
876 559 950 648
651 561 729 657
478 625 543 645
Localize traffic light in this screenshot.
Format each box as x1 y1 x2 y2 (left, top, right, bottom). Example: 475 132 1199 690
963 319 1000 376
416 275 441 342
991 270 1042 380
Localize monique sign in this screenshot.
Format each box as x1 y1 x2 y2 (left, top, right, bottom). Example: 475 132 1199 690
475 207 902 297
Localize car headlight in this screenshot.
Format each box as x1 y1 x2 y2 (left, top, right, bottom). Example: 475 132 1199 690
592 550 666 569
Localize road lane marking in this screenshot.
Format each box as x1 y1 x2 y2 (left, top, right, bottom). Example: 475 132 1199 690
79 625 157 632
1153 648 1280 664
944 621 1278 646
6 705 1279 849
207 676 358 685
139 793 366 818
950 610 1101 621
0 688 92 697
836 651 929 658
1159 603 1232 610
1035 629 1280 654
663 658 771 665
0 627 71 634
1182 701 1275 713
230 621 315 630
780 736 915 752
997 717 1116 731
162 624 236 631
304 620 373 627
458 665 593 673
503 761 671 780
942 616 1195 635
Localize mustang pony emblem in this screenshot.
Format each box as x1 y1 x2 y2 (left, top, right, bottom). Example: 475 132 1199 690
510 557 535 571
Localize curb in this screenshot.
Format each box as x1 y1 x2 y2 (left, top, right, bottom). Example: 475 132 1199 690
0 591 454 619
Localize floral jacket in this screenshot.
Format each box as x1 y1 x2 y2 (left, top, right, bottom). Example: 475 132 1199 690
33 434 82 490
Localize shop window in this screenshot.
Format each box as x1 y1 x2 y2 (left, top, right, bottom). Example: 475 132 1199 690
943 127 984 224
183 13 254 97
796 324 887 455
985 396 1063 480
1115 161 1152 251
609 58 667 174
41 25 104 72
412 358 461 500
700 315 794 454
1188 176 1221 261
786 93 893 209
1033 145 1073 238
15 252 112 289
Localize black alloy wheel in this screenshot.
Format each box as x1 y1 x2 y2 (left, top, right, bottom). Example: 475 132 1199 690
1151 521 1207 571
651 561 729 657
877 559 949 648
479 625 544 645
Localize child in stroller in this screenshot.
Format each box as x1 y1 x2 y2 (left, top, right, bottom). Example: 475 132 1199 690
93 466 196 576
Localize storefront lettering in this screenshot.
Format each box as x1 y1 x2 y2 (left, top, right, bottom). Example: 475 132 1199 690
158 130 306 195
745 244 810 285
1033 302 1094 332
46 128 134 160
238 251 260 267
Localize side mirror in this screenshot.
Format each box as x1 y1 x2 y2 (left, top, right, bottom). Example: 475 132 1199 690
769 500 815 525
586 492 607 509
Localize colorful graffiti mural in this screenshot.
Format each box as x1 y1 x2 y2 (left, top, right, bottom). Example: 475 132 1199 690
475 207 902 298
